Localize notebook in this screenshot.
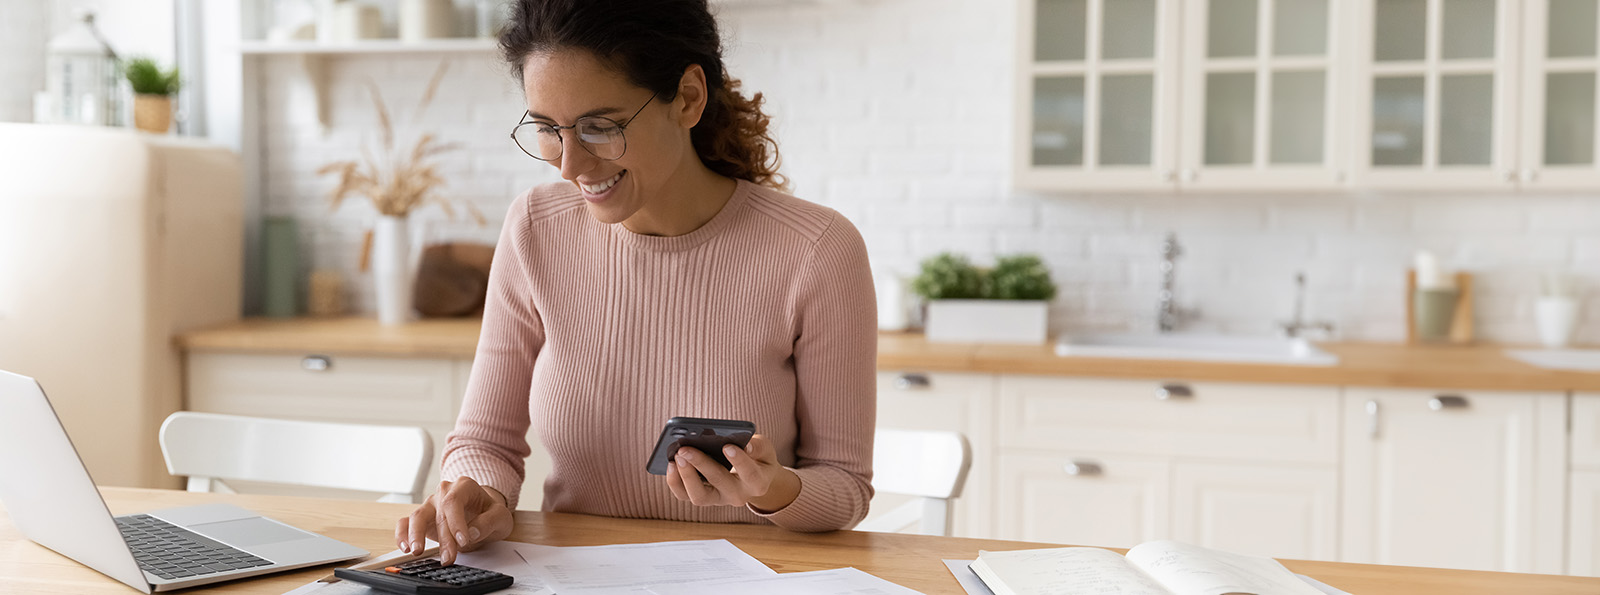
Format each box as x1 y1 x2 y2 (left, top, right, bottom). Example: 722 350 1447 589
968 540 1328 595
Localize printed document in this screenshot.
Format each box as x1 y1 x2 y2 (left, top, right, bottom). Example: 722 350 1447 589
644 567 924 595
513 539 775 594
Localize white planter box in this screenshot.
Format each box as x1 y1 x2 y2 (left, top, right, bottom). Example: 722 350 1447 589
925 300 1049 344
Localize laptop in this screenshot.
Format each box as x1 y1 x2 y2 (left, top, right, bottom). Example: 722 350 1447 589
0 369 370 592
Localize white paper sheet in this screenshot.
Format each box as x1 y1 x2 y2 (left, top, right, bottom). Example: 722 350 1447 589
642 567 925 595
943 560 995 595
279 540 549 595
513 539 776 594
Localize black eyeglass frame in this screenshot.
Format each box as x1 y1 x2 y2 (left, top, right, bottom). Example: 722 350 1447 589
510 92 659 162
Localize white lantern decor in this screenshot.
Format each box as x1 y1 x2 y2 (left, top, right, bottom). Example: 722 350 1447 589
43 10 125 127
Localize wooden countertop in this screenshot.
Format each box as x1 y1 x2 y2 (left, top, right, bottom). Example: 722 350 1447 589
177 317 1600 392
6 488 1599 595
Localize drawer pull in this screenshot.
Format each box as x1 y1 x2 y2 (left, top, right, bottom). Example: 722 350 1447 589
1429 395 1469 410
301 355 333 372
1064 461 1103 476
894 373 931 390
1156 383 1193 400
1367 400 1380 439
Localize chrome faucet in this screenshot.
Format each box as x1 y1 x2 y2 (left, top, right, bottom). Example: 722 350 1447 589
1157 232 1197 333
1280 272 1335 338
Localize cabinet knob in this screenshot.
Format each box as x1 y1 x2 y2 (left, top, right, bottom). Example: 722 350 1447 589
1428 395 1469 410
894 373 931 390
1156 383 1194 400
301 355 333 372
1063 460 1104 476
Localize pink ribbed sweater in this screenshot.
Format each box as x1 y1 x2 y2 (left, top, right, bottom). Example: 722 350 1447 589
440 179 877 532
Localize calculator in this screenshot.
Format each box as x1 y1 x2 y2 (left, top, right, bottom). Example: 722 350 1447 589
334 558 515 595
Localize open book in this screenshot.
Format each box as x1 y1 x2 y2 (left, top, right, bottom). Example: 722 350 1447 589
969 540 1328 595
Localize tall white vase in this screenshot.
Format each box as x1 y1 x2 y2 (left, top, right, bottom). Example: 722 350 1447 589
373 215 414 325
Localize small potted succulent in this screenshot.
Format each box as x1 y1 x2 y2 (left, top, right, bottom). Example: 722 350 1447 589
912 253 1057 344
124 56 180 134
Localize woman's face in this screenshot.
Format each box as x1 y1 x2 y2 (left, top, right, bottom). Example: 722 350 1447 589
521 49 694 225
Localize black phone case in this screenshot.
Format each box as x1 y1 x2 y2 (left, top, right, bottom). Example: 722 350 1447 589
645 417 755 475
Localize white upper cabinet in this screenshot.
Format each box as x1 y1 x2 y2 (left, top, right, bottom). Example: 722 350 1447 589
1179 0 1347 189
1350 0 1521 189
1521 0 1600 188
1015 0 1183 190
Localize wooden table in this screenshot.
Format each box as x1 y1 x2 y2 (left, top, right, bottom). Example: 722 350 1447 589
5 489 1600 594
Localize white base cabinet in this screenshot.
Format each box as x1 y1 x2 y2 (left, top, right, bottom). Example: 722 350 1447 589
1341 388 1568 574
186 351 553 509
1571 393 1600 576
873 371 993 537
992 376 1341 560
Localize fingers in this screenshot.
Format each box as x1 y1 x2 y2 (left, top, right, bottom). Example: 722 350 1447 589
664 459 691 502
459 504 514 552
678 448 743 504
395 515 410 552
407 499 435 555
723 443 772 496
439 478 482 559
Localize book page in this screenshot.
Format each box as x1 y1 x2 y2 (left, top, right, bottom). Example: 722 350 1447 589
1125 541 1324 595
971 547 1171 595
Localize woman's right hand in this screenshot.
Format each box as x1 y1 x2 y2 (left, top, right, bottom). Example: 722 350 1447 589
395 476 514 565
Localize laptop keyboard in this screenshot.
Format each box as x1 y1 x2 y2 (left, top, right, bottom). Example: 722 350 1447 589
115 514 273 580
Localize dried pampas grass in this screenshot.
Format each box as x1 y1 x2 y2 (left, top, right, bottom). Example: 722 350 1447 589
318 61 485 224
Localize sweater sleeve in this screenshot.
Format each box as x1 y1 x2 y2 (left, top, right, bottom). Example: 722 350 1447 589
441 193 541 509
752 212 877 531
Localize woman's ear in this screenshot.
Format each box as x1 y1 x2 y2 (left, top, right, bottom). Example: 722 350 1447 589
674 63 710 129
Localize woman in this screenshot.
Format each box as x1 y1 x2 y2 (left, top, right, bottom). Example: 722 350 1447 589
395 0 878 564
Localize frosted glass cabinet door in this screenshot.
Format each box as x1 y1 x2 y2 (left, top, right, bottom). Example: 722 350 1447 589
1016 0 1181 190
1180 0 1344 190
1521 0 1600 188
1354 0 1518 188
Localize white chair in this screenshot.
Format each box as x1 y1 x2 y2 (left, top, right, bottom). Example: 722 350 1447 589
857 428 972 536
159 412 433 504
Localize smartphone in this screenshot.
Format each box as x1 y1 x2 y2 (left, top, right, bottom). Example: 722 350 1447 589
645 417 756 476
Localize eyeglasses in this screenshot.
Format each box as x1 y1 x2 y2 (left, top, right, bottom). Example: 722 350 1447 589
510 93 657 162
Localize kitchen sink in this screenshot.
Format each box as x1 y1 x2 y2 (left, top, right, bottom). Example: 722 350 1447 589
1055 334 1340 366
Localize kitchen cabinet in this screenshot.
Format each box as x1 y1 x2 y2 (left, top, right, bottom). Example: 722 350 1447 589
1178 0 1346 189
1015 0 1345 191
874 371 994 537
992 376 1341 559
1014 0 1183 190
1520 0 1600 188
1340 387 1567 573
1350 0 1521 189
1572 393 1600 576
186 351 553 509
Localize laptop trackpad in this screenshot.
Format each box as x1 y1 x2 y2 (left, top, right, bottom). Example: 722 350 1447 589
190 518 309 548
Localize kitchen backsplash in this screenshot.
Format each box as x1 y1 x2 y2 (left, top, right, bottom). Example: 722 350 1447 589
258 0 1599 344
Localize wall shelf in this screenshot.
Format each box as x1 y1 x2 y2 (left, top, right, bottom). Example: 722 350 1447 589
239 38 498 55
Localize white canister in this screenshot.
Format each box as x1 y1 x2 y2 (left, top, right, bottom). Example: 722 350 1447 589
1535 296 1580 348
401 0 456 41
875 272 909 332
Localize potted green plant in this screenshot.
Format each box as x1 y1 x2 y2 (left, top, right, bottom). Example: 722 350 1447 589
124 56 179 134
912 253 1057 344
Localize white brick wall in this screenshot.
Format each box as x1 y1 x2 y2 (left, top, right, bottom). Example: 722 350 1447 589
256 0 1600 345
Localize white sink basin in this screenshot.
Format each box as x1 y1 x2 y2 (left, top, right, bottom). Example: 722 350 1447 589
1055 334 1339 366
1505 349 1600 372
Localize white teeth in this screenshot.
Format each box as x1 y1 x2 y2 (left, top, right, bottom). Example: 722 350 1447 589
581 171 623 194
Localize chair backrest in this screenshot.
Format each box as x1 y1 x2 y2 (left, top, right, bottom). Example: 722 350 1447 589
159 412 432 504
857 428 972 536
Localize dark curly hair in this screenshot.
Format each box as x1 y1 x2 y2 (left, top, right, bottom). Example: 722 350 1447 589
500 0 786 190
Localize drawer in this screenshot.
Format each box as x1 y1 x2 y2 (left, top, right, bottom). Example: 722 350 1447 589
1577 393 1600 470
998 376 1340 463
875 371 993 433
187 352 461 424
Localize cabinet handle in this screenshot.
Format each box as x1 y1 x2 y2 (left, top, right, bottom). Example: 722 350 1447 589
1366 400 1380 439
301 355 333 372
893 373 931 390
1428 395 1469 410
1181 168 1198 183
1063 460 1103 476
1156 383 1194 400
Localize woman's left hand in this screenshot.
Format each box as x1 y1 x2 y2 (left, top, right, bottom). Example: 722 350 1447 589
665 433 801 512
